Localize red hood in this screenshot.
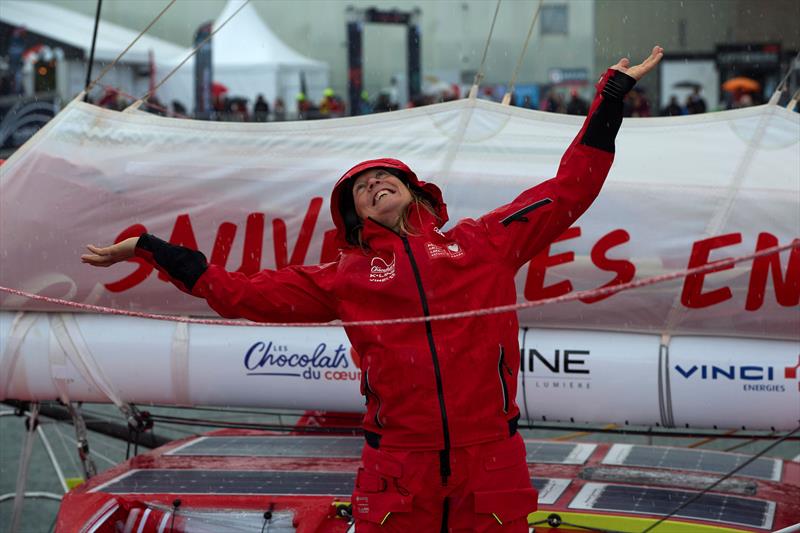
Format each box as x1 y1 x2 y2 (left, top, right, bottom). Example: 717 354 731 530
330 158 448 247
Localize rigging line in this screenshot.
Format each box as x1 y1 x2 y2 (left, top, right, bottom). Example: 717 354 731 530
85 0 178 95
83 0 103 102
469 0 503 98
13 405 122 466
774 50 800 94
36 425 69 493
640 422 800 533
80 403 299 425
687 427 738 449
164 404 358 421
137 0 251 105
529 516 627 533
52 422 83 474
723 431 778 452
501 0 544 106
0 240 796 328
148 414 359 433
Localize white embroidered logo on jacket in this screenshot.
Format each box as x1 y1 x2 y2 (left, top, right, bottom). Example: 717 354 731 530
425 241 465 260
369 254 396 282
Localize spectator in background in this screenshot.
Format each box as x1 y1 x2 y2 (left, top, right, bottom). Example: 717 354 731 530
254 94 270 122
358 90 373 115
661 95 684 116
98 87 127 111
373 92 394 113
320 87 345 117
296 92 311 119
685 87 707 114
519 95 535 109
230 98 249 122
566 88 589 115
541 90 566 113
146 96 167 117
625 88 651 117
273 98 286 121
382 75 400 109
735 93 754 108
171 100 188 118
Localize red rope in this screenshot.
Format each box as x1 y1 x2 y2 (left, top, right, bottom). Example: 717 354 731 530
0 241 796 328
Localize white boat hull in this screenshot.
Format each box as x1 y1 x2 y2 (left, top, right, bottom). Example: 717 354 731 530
2 312 797 430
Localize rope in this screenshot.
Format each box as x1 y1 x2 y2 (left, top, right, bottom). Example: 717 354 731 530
0 241 795 328
774 50 800 94
85 0 178 94
136 0 251 106
83 0 103 101
640 422 800 533
501 0 544 106
9 403 39 533
468 0 502 99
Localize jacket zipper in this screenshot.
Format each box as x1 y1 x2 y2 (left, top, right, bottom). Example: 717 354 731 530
400 234 452 484
498 345 509 414
363 369 384 428
500 198 552 226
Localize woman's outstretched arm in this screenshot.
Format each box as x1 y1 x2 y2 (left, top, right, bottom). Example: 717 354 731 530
83 234 339 323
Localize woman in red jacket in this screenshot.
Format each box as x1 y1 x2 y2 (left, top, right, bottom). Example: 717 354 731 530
84 47 663 532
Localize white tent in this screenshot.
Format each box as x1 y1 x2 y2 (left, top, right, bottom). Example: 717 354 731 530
0 0 186 101
156 0 330 116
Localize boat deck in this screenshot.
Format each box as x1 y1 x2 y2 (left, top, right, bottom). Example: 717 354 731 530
55 429 800 532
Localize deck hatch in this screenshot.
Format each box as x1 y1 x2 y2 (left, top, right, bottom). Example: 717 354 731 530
524 441 596 465
166 436 364 458
602 444 781 481
569 482 775 529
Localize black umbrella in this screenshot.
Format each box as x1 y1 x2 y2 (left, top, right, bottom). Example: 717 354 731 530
672 80 702 90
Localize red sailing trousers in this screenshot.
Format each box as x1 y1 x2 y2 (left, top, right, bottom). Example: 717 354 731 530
352 433 537 531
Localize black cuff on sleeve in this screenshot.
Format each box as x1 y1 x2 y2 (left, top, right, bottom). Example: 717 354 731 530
602 70 637 101
578 71 636 153
137 233 208 291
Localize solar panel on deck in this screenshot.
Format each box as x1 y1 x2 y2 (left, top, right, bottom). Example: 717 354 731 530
524 441 596 464
93 469 357 496
171 437 596 466
602 444 781 481
95 469 565 505
533 478 570 505
570 483 775 530
167 436 364 458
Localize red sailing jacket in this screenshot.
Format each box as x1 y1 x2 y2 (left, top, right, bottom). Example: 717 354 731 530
136 69 635 455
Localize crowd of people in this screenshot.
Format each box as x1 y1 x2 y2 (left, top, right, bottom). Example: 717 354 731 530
88 76 770 122
660 84 764 116
661 86 708 116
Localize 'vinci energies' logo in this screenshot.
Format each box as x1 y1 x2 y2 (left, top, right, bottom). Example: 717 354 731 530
674 354 800 393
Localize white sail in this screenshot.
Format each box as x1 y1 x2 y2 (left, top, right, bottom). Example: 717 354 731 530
1 98 797 339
